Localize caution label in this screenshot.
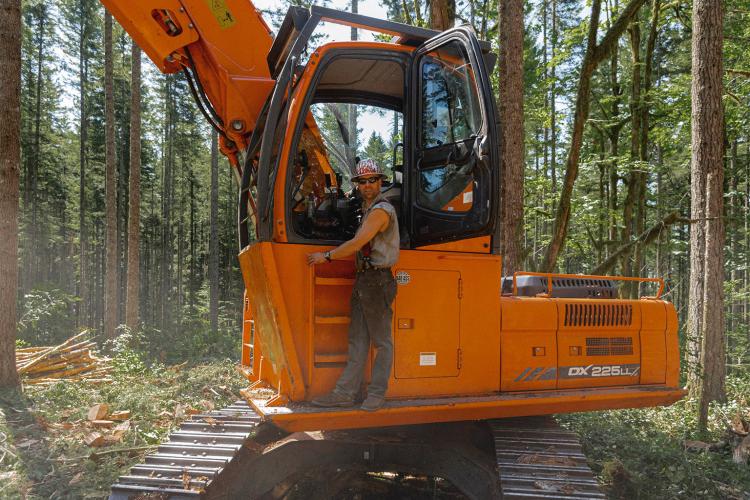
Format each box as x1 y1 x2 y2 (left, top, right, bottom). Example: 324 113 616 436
205 0 236 29
419 352 437 366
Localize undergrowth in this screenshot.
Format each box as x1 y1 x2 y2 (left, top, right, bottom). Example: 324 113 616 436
0 350 245 499
561 374 750 499
3 329 749 499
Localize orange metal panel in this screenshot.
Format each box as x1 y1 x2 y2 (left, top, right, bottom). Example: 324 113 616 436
639 300 667 384
102 0 275 152
245 386 686 432
238 243 305 400
394 269 461 379
500 298 558 391
556 299 642 389
241 291 253 369
247 243 501 400
418 236 491 253
100 0 199 72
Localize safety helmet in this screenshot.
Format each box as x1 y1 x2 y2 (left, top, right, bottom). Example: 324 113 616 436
351 158 386 181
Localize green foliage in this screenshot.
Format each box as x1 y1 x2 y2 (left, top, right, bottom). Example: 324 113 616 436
17 288 79 346
0 360 246 499
562 374 750 499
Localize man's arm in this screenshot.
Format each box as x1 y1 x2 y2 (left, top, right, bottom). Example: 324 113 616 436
307 209 389 265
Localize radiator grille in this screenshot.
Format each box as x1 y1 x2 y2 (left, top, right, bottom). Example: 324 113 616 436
564 303 633 327
586 337 633 356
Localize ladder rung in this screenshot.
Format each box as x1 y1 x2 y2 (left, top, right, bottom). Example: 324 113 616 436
315 316 351 325
314 353 348 364
315 277 355 286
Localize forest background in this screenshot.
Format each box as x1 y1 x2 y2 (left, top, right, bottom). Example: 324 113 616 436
9 0 747 386
0 0 749 496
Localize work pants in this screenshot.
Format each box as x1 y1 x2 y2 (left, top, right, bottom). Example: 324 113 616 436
334 268 397 400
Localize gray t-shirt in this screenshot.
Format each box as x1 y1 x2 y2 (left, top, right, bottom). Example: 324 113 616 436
355 194 400 270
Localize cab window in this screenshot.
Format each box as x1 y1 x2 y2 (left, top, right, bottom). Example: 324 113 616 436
421 41 482 148
286 54 406 242
417 41 483 214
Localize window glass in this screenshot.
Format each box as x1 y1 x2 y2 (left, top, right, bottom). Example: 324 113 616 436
421 41 482 149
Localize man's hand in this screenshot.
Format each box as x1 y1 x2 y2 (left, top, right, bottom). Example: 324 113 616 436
307 252 327 266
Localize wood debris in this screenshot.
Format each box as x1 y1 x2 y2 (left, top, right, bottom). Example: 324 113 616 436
16 331 112 386
110 410 131 421
87 404 109 421
84 432 105 447
92 420 115 429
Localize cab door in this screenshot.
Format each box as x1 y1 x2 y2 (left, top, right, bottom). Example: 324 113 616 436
407 28 499 246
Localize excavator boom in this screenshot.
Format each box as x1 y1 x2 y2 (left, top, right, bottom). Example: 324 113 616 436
101 0 275 165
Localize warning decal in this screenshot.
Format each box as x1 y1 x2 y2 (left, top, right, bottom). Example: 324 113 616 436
419 352 437 366
206 0 236 29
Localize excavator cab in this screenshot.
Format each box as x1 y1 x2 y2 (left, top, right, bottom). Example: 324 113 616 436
239 8 499 250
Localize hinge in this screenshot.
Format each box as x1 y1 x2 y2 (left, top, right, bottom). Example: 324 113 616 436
458 278 463 299
457 348 463 370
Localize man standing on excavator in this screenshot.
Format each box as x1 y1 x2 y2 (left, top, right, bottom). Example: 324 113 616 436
307 159 400 411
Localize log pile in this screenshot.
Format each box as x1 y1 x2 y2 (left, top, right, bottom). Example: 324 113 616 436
16 331 112 385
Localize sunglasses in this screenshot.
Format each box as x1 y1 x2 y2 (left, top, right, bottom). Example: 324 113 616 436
356 177 381 185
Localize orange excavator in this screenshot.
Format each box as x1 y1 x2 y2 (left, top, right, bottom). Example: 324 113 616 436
103 1 685 498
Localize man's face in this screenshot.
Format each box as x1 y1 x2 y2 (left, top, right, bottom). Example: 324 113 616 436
356 176 382 201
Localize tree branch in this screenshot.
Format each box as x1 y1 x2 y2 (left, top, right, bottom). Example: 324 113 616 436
590 211 680 275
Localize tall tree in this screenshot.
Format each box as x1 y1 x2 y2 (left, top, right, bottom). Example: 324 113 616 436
209 130 219 335
76 0 93 326
0 0 21 388
541 0 648 271
26 3 47 286
690 0 726 430
429 0 455 30
499 0 525 275
104 12 117 338
126 42 141 329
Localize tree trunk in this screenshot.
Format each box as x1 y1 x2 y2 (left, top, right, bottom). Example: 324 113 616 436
104 12 118 339
550 0 557 194
0 0 21 388
620 20 642 297
29 4 45 287
125 43 141 330
499 0 524 275
541 0 648 272
210 131 219 335
78 0 90 326
691 0 725 430
429 0 455 30
161 76 174 330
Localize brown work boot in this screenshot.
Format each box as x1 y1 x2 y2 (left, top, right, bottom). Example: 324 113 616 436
360 394 385 412
311 391 354 408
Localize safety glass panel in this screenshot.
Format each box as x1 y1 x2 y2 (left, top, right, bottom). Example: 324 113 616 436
420 41 482 149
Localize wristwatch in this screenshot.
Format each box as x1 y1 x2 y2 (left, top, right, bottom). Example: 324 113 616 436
324 251 332 262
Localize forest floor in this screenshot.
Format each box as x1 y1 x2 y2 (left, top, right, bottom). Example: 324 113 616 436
1 345 749 499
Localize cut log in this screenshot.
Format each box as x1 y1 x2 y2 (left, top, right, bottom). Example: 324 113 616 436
110 410 131 421
84 432 105 447
18 330 90 374
88 404 109 421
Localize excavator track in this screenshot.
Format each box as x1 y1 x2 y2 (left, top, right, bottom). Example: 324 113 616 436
109 400 260 500
109 400 604 499
491 417 606 499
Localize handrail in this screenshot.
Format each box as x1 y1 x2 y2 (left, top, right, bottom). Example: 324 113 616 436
511 271 665 299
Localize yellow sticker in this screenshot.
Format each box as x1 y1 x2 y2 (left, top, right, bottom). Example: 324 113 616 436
205 0 236 29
